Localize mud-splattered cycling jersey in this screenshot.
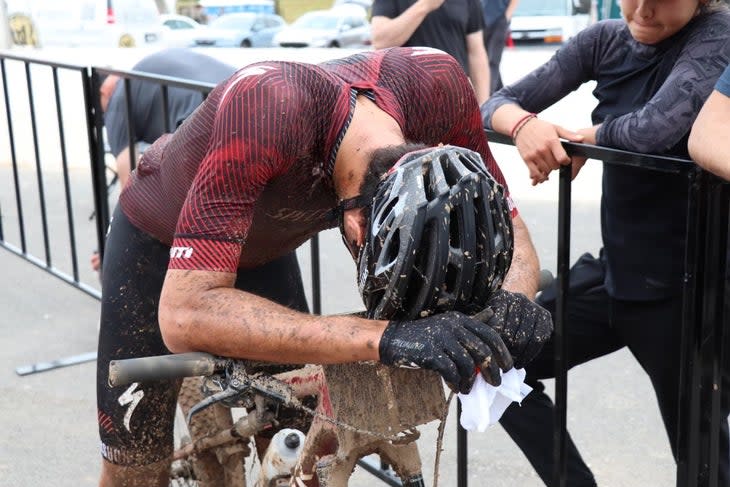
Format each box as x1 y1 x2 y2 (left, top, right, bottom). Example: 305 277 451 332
120 47 514 273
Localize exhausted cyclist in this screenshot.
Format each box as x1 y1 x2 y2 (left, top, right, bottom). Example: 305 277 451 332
96 47 552 487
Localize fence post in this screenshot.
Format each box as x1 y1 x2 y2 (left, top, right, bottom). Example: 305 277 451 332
552 164 572 487
84 67 111 260
677 169 730 487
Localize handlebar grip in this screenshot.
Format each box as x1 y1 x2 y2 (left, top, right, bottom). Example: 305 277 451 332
109 352 219 387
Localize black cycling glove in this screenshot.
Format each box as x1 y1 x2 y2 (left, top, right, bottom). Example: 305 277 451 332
475 289 553 369
378 311 514 393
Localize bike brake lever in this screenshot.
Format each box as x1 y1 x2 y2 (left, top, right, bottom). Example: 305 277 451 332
186 386 241 424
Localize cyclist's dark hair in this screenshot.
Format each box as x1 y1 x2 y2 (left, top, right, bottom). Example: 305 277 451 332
359 143 429 201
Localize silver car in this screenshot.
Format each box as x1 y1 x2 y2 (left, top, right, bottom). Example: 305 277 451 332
273 9 371 48
192 12 286 47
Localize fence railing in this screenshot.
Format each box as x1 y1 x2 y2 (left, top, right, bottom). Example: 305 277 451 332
0 53 726 487
484 129 729 487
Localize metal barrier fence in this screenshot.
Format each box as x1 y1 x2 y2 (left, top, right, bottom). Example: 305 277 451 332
482 130 729 487
0 53 727 486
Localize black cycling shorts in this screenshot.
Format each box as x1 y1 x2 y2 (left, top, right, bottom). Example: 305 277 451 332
96 205 309 466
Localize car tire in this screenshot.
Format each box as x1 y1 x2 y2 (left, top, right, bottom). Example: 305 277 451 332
328 40 340 48
240 39 251 47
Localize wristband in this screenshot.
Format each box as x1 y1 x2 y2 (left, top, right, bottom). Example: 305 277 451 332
510 113 537 140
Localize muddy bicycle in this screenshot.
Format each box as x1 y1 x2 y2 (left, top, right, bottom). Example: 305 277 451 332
109 352 449 487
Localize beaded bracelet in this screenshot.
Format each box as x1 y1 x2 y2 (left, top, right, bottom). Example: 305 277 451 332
510 112 537 140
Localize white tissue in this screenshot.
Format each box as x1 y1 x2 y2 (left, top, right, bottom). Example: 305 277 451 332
457 368 532 432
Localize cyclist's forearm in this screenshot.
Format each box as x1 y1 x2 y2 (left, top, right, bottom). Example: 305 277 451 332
159 270 385 364
501 215 540 299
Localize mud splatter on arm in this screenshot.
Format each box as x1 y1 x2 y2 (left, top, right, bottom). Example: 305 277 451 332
501 215 539 300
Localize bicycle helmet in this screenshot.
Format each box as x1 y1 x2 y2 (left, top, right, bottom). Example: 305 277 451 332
357 145 513 320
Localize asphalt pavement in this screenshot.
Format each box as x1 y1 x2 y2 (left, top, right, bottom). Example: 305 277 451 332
0 45 676 487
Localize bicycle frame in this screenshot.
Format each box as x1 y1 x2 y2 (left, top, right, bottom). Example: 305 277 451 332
110 354 447 487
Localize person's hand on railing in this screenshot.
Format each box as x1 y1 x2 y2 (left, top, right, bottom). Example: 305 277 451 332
512 117 585 185
378 311 514 394
476 289 553 369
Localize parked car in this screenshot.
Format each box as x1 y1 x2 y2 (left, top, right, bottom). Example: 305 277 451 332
273 9 371 48
198 0 276 23
192 12 285 47
160 14 203 48
510 0 590 44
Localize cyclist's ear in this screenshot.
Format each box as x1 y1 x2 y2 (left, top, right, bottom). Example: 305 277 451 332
342 207 367 256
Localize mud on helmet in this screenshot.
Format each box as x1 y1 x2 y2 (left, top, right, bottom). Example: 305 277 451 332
357 145 513 320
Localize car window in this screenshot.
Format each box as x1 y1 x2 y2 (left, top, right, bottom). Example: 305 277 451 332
211 14 255 30
176 19 195 29
293 13 338 30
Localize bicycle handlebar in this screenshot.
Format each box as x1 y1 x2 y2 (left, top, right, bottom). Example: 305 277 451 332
109 352 221 387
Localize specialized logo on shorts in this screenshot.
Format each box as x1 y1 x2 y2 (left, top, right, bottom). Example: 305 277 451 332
170 246 194 259
118 383 144 432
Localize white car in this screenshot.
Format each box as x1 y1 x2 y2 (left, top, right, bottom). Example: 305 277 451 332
160 14 203 48
274 9 371 48
510 0 591 44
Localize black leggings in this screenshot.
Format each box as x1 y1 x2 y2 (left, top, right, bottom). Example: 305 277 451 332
96 206 308 466
500 252 730 486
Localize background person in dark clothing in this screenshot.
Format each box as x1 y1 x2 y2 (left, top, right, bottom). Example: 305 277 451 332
102 47 236 188
481 0 730 484
481 0 519 94
371 0 491 104
91 48 237 272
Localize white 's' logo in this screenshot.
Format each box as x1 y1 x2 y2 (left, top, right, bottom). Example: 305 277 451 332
170 246 194 259
118 383 144 432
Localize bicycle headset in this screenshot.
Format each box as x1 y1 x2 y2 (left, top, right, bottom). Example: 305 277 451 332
351 145 514 321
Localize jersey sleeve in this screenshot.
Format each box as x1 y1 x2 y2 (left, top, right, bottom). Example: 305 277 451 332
168 65 303 273
371 0 397 18
597 14 730 153
466 0 485 34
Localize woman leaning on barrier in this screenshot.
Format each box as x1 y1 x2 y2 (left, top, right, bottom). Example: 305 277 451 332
481 1 730 485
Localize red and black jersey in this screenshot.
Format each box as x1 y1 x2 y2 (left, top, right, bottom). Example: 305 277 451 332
119 47 514 273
